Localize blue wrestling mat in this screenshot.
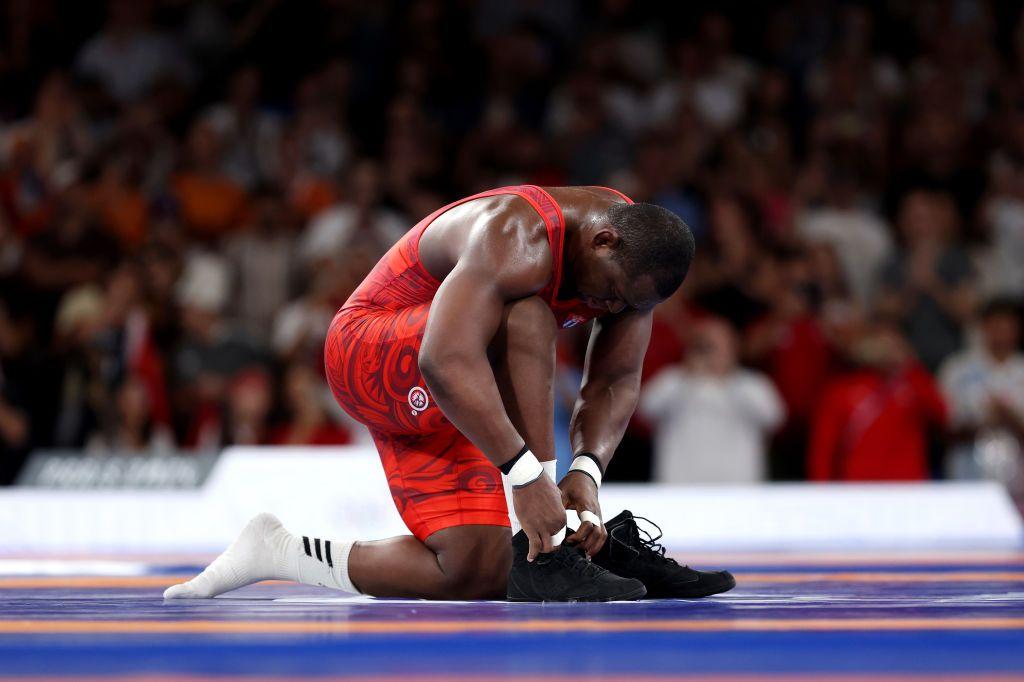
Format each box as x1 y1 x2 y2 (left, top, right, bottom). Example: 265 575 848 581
1 550 1022 680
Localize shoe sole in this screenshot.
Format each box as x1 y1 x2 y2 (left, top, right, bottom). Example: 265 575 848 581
644 571 737 599
508 584 648 603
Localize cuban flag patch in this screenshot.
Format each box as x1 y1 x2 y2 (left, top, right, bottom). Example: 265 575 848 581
562 314 587 329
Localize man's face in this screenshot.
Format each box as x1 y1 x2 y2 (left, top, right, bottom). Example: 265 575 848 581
573 221 662 314
983 313 1021 359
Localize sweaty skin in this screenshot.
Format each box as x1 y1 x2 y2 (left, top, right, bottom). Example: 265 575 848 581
416 187 659 560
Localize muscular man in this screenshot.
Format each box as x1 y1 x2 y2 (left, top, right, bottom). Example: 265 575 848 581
166 185 735 602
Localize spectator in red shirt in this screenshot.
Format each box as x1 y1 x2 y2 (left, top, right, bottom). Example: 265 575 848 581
809 321 947 481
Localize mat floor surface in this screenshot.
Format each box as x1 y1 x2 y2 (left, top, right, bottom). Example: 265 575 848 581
0 551 1022 680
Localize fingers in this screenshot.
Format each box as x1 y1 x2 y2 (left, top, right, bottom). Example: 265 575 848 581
567 521 594 547
539 530 555 556
583 523 608 556
569 521 606 556
527 531 542 562
566 517 607 556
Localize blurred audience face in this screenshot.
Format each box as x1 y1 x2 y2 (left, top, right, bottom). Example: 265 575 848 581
284 364 323 417
897 190 959 247
981 308 1022 361
851 323 913 372
709 195 755 271
185 121 223 172
688 318 737 376
229 369 272 428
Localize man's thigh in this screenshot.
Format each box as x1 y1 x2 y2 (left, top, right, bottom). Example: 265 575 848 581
325 304 447 435
326 303 512 542
372 427 510 542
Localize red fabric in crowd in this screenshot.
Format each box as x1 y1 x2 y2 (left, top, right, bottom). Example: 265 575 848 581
809 364 947 481
756 314 834 424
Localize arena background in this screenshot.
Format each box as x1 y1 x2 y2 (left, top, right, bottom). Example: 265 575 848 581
1 0 1023 679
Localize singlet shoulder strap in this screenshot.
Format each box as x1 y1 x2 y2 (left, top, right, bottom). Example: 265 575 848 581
411 185 566 297
516 186 565 304
593 185 635 204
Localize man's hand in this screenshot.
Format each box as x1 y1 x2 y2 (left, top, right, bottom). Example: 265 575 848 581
560 471 607 556
512 475 568 562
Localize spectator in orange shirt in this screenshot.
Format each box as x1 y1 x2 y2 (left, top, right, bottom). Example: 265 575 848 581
809 321 947 481
171 120 248 241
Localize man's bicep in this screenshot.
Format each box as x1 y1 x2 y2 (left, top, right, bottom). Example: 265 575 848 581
422 265 507 363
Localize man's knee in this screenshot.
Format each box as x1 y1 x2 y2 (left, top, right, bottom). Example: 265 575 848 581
440 553 509 599
498 296 557 355
429 526 511 599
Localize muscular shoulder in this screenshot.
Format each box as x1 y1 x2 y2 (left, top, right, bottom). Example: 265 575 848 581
422 194 552 296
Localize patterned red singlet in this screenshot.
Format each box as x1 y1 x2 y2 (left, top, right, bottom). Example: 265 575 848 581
323 185 633 540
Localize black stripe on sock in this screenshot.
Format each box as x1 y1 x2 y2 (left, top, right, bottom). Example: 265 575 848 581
314 537 322 561
325 540 333 568
303 536 311 557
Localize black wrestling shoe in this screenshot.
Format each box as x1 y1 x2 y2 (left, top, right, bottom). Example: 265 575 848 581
591 510 736 599
507 530 647 602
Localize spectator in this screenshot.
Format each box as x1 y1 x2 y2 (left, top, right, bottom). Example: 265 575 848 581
75 0 193 104
223 367 273 446
224 185 299 343
795 163 892 305
877 190 976 372
174 252 264 449
978 111 1024 298
171 120 248 241
745 246 839 479
1 1 1023 494
87 375 173 454
272 364 351 446
809 322 947 481
299 160 407 264
939 299 1024 494
201 66 282 191
640 317 785 484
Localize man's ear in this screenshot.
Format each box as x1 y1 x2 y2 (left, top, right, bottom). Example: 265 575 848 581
592 228 619 250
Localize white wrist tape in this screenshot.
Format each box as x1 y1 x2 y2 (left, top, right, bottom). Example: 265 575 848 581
579 510 602 527
505 449 544 488
569 455 603 488
551 526 566 546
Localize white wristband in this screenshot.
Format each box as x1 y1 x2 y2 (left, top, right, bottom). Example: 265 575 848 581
579 510 602 527
551 526 567 546
569 455 603 488
505 450 544 488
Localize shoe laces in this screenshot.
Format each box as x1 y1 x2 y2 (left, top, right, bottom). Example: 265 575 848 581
611 516 686 568
548 544 605 578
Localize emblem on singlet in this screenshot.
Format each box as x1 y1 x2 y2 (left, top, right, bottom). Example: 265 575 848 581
408 386 430 415
562 314 587 329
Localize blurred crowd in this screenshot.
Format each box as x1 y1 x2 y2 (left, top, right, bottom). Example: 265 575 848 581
1 0 1023 495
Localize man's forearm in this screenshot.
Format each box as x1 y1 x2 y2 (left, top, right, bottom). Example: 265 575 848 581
420 355 525 466
569 375 641 472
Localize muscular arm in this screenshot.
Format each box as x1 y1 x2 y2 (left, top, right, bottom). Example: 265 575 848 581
418 228 548 466
420 218 570 558
570 309 653 472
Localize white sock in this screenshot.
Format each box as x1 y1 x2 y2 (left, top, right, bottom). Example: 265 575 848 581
163 513 359 598
293 533 358 593
503 458 560 536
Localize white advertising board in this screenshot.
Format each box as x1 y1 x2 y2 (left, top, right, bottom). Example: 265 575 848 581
0 446 1020 553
